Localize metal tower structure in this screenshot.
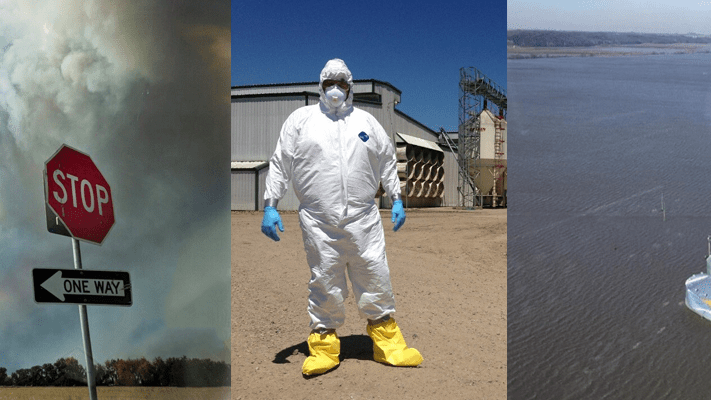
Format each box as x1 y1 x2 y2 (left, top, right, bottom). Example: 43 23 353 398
458 67 507 208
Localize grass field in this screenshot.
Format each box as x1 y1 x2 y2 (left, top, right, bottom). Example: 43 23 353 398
0 387 230 400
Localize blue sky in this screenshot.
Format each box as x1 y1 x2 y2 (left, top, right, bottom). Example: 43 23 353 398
508 0 711 34
232 0 507 132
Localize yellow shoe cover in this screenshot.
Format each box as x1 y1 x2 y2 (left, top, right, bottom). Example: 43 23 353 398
367 319 423 367
302 332 340 376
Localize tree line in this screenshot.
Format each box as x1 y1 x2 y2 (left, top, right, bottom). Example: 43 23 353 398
508 29 711 48
0 356 230 387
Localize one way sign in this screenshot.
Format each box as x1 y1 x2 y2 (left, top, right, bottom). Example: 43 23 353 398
33 269 132 306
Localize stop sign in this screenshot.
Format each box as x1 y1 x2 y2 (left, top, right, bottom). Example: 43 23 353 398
44 144 115 245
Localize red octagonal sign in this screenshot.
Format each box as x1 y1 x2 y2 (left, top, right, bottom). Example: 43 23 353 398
44 144 115 245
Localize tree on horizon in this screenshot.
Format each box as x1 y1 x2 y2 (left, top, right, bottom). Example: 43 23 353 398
0 356 230 387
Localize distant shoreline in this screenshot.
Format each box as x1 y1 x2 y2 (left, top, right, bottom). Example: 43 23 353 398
507 43 711 59
507 29 711 59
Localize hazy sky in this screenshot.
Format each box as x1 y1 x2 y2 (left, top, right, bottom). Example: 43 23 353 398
508 0 711 34
0 0 231 374
232 0 507 133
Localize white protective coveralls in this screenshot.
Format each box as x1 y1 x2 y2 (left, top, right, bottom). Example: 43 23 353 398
264 59 401 330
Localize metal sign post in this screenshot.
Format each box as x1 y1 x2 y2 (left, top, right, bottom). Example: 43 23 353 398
73 239 98 400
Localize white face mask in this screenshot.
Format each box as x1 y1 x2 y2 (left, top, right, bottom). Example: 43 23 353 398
325 85 346 107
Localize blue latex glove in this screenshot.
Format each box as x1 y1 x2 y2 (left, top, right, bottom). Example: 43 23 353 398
261 206 284 241
391 200 406 232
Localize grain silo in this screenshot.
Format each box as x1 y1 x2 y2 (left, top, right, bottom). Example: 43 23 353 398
455 67 507 208
470 109 507 207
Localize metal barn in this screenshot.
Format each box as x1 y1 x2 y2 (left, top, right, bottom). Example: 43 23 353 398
231 79 459 210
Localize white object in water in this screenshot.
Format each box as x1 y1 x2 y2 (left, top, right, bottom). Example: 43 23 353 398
685 237 711 320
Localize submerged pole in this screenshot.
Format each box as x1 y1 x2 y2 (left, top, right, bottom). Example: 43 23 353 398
661 193 665 222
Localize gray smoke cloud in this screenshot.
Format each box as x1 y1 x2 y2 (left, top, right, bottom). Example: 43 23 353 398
0 0 230 374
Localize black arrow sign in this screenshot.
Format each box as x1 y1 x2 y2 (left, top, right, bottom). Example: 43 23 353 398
33 269 132 306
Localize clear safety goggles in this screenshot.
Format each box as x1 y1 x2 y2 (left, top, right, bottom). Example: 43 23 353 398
322 79 349 91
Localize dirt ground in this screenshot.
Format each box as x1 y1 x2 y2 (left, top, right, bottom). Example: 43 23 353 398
231 208 506 400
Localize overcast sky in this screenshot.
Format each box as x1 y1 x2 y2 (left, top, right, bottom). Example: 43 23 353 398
508 0 711 34
232 0 507 133
0 0 230 374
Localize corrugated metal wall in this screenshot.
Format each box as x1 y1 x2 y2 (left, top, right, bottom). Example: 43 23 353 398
231 167 301 211
231 96 308 161
257 168 268 210
306 94 320 106
233 84 316 95
393 112 439 142
441 148 459 207
232 81 384 96
231 171 257 210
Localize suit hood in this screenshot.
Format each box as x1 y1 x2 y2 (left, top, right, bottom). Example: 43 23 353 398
319 58 354 117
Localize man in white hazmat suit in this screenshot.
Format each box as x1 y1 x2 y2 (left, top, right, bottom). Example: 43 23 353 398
261 58 423 376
